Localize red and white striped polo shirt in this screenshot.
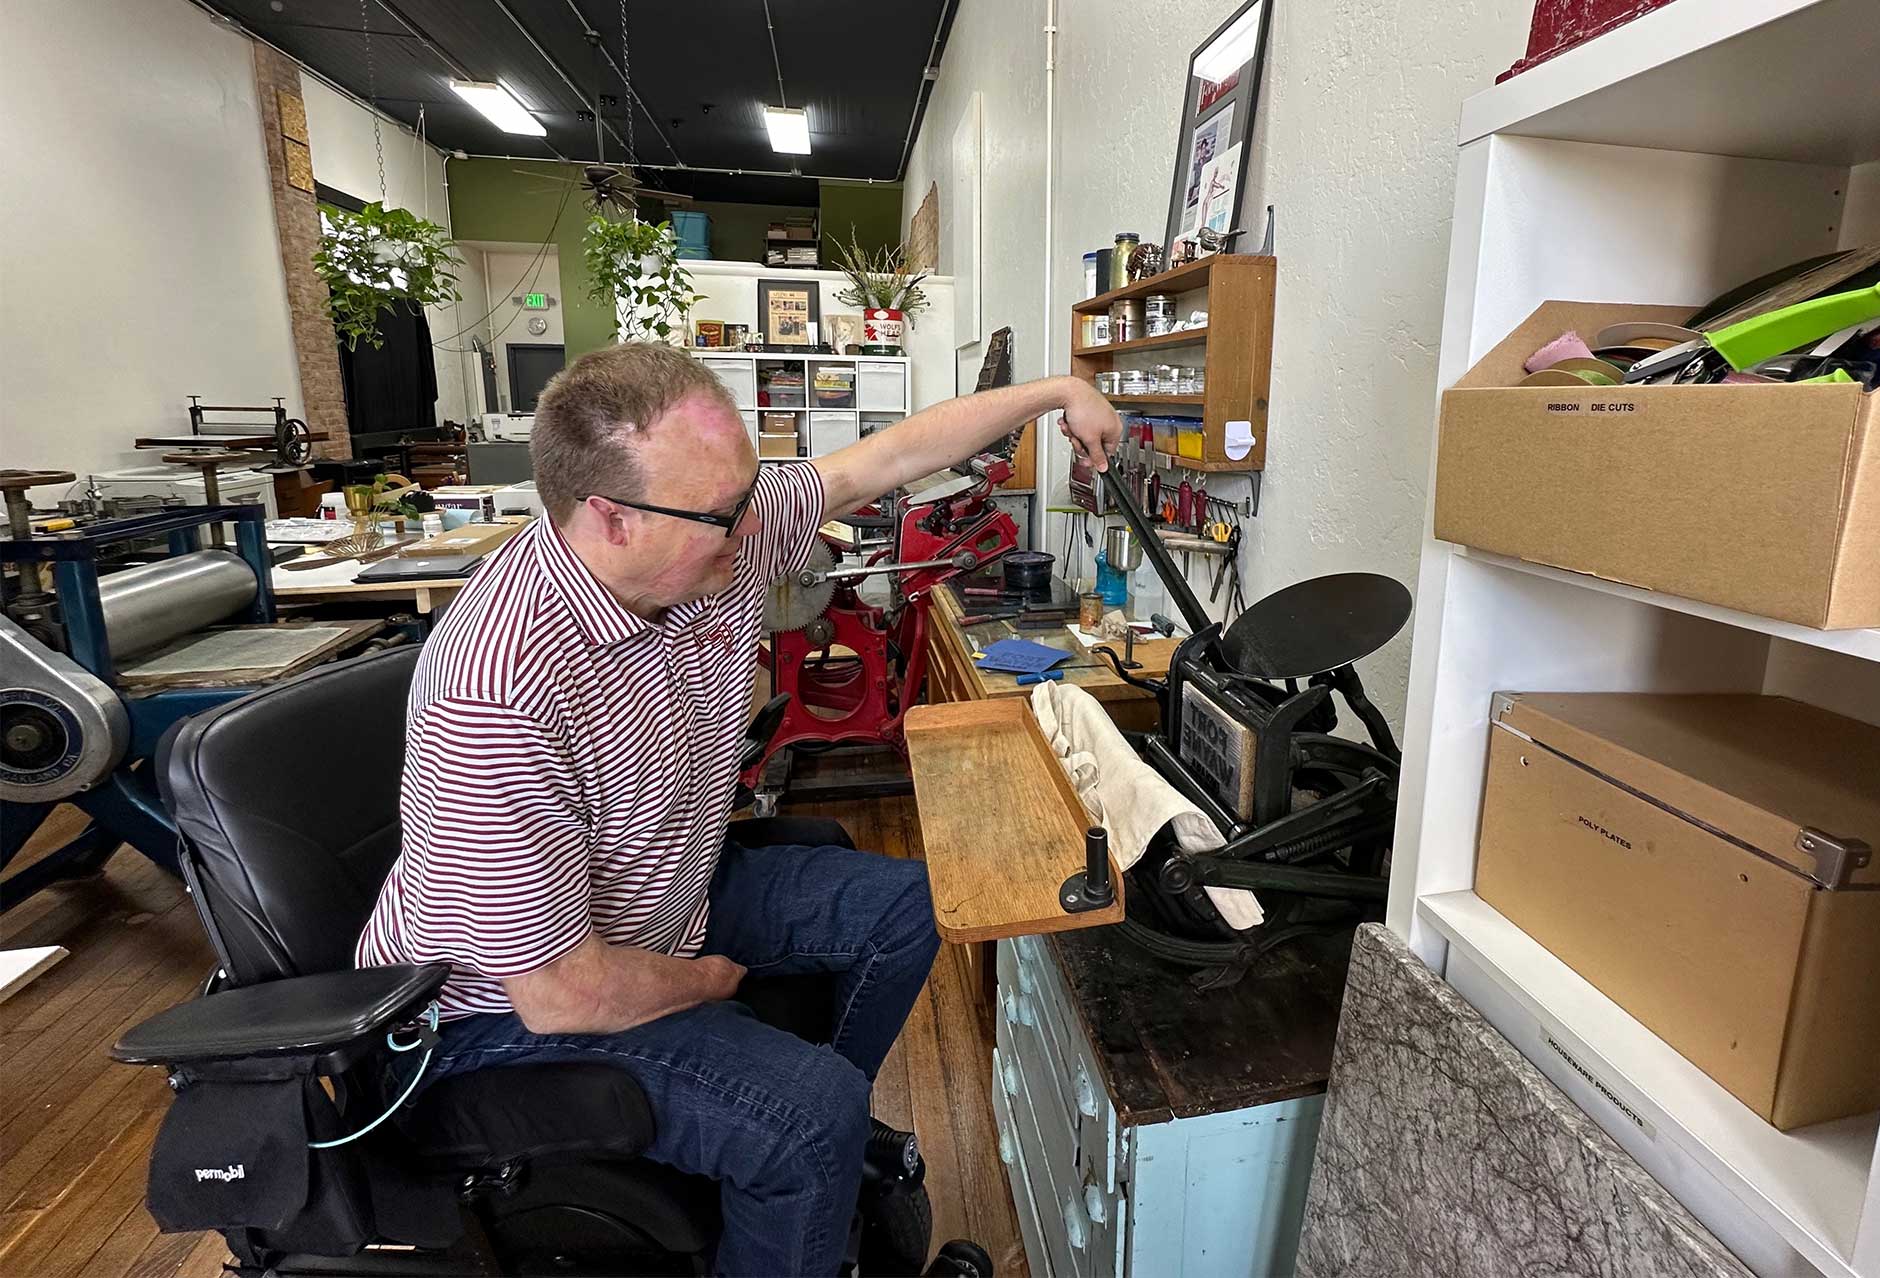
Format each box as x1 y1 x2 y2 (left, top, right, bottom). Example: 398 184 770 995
355 463 826 1018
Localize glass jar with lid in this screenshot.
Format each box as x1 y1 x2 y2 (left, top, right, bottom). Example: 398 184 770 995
1111 232 1139 290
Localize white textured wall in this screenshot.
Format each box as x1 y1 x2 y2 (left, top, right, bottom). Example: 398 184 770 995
0 0 302 480
906 0 1532 725
300 74 473 428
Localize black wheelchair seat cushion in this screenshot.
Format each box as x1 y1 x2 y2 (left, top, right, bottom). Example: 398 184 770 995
400 1062 657 1169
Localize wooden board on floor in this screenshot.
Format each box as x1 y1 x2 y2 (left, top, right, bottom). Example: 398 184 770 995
903 699 1123 942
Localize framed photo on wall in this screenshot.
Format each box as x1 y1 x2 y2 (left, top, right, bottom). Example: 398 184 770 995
757 279 821 347
1163 0 1273 256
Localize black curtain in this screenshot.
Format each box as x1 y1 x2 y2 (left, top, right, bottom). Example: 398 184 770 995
339 301 438 435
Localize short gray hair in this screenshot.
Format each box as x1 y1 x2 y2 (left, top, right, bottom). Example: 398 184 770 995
529 342 735 522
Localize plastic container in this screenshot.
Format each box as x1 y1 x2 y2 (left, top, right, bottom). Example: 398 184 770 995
1145 294 1177 335
1083 252 1101 300
1152 418 1176 454
1177 419 1205 460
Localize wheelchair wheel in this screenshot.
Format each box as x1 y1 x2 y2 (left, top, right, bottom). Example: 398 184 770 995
857 1176 933 1275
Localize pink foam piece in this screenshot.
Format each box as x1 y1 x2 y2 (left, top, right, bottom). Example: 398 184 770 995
1525 330 1594 373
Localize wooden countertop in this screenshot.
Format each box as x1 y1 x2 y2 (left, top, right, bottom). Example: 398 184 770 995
928 585 1177 704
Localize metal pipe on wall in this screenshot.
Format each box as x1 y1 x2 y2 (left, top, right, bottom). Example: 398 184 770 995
1038 0 1058 552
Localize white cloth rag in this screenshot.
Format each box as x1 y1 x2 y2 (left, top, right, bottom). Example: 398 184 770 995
1028 682 1264 930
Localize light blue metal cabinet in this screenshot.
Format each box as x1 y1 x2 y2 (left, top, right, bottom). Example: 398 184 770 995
990 935 1330 1278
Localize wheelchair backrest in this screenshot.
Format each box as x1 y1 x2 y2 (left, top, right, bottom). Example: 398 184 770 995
158 645 420 986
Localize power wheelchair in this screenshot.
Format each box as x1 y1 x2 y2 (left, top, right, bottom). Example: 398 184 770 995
108 646 989 1277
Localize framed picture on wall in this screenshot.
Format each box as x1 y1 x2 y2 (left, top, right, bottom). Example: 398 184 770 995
757 279 821 347
1162 0 1273 255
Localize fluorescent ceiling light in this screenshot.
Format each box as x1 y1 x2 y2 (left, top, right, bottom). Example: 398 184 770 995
449 79 546 137
1194 3 1263 83
764 105 812 155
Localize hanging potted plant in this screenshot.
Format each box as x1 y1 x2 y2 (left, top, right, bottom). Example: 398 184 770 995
584 214 706 345
313 202 463 349
830 228 930 355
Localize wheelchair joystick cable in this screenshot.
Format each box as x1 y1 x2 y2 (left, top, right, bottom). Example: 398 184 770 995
309 1001 441 1150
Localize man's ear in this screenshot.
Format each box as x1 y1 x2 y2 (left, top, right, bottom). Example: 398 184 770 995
582 496 633 548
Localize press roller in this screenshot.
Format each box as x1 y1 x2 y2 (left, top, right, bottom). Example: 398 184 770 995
95 549 259 659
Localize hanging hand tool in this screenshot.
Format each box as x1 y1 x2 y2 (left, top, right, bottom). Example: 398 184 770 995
1146 467 1161 523
1176 480 1195 529
1194 479 1208 534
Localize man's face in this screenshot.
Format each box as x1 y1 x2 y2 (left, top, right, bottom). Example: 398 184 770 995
591 390 762 609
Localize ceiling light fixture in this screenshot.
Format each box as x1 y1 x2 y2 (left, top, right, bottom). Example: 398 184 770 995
763 105 812 155
449 79 547 137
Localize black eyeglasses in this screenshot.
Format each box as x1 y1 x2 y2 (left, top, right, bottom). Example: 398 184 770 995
589 482 756 539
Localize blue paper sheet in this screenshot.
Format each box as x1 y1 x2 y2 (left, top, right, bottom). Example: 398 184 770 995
974 638 1073 675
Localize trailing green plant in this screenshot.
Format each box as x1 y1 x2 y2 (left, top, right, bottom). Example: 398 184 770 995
829 227 930 319
584 214 705 343
313 202 462 350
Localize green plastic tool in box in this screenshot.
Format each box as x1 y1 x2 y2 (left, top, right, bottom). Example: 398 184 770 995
1710 281 1880 372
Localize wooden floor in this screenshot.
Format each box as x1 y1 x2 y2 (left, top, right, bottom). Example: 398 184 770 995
0 798 1026 1277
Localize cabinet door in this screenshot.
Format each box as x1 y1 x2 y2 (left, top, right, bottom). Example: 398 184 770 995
700 357 756 407
857 360 907 411
811 411 859 455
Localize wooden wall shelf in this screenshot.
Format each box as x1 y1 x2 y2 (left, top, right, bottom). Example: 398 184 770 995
1070 253 1276 471
1076 328 1209 357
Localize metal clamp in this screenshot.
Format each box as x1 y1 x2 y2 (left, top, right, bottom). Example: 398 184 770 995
1797 828 1872 890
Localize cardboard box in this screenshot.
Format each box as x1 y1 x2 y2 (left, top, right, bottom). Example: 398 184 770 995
1434 301 1880 628
426 484 505 523
398 521 526 559
1476 692 1880 1130
758 432 799 460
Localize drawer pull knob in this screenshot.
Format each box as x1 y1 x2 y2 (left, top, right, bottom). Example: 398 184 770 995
1075 1064 1099 1116
1084 1185 1108 1224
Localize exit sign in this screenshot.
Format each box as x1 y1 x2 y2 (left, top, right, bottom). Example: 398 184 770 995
524 292 548 309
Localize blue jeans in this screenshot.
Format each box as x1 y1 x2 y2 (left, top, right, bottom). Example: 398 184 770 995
405 839 940 1277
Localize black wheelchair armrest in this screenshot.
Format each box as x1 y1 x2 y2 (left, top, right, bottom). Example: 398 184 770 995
111 963 451 1071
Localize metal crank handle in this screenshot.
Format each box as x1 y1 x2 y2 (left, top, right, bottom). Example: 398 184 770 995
801 551 980 586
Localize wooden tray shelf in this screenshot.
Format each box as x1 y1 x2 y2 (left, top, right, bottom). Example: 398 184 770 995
1070 253 1275 471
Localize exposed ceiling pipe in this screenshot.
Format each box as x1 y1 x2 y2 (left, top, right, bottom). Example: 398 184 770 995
464 153 886 184
488 0 631 163
896 0 954 181
558 0 684 166
760 0 789 108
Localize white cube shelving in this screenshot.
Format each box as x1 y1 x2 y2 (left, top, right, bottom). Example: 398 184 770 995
689 351 910 462
1392 2 1880 1275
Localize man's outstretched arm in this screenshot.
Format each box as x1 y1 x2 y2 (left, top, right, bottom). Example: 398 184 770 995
814 375 1122 515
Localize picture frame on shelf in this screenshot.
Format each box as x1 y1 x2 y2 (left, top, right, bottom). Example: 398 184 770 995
827 313 863 355
757 279 820 347
1162 0 1273 257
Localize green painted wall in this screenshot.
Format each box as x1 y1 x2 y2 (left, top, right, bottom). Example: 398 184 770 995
446 158 612 362
444 161 904 357
819 181 904 264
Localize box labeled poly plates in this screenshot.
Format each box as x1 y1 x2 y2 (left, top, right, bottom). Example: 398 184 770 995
1476 692 1880 1130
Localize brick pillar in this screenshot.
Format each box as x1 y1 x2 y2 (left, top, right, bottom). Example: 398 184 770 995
251 44 351 460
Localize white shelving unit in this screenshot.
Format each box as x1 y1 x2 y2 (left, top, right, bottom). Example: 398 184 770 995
690 351 911 462
1391 3 1880 1275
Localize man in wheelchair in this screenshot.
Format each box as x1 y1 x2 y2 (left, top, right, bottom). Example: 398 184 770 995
334 344 1122 1275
